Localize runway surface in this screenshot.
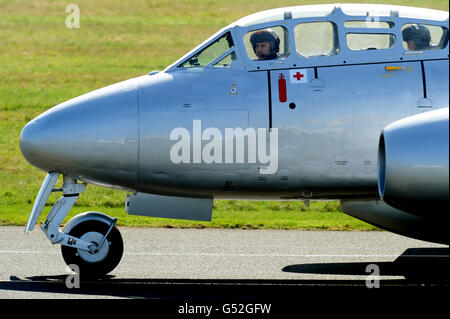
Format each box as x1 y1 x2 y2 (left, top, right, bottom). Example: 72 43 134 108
0 227 448 300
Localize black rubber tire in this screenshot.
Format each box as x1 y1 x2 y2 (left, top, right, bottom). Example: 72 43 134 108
61 220 123 279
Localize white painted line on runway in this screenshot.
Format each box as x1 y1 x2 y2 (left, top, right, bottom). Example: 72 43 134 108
0 250 59 254
124 252 448 258
0 251 447 258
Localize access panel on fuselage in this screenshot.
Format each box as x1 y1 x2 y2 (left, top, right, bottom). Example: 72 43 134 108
270 62 423 191
138 69 269 195
422 59 449 111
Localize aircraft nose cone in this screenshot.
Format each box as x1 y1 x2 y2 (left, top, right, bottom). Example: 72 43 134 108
20 116 55 171
19 77 140 188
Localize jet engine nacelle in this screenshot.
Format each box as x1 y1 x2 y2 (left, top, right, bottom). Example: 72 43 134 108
378 108 449 217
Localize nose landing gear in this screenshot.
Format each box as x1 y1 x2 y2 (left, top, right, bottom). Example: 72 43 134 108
25 172 124 278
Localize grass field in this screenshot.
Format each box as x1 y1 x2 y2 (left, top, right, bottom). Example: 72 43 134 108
0 0 448 229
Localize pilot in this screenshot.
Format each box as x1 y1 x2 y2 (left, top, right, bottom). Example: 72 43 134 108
402 25 432 51
249 29 280 60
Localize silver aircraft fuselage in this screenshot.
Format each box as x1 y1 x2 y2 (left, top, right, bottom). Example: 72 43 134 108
20 4 449 245
21 4 449 200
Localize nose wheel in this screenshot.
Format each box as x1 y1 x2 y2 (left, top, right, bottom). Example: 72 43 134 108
61 220 123 278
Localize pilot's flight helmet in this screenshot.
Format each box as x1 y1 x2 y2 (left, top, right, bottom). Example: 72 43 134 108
249 29 280 55
402 25 431 50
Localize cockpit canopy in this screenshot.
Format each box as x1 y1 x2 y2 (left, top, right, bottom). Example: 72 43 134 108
167 4 449 72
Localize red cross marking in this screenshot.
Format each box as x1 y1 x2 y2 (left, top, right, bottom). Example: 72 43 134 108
293 72 304 81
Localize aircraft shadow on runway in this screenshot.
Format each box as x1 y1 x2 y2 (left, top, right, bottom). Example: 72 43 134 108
283 247 449 284
0 248 448 299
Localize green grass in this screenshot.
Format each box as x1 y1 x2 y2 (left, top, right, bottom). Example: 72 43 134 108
0 201 377 231
0 0 447 229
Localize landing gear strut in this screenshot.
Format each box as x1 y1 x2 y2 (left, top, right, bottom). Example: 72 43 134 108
25 172 124 278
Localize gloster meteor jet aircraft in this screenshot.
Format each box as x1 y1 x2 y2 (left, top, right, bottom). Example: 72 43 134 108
20 4 449 277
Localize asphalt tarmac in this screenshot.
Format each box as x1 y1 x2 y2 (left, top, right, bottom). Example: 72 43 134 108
0 227 448 300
